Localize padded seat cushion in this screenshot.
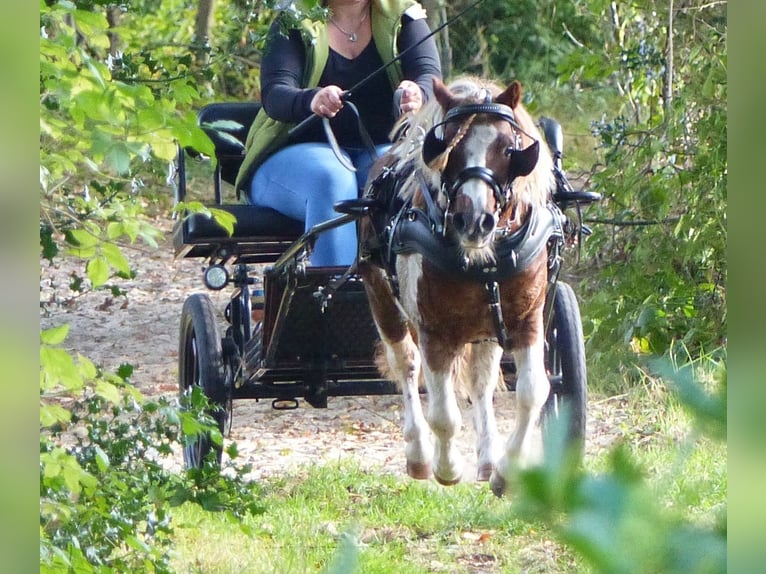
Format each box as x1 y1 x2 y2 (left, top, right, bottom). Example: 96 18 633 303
183 204 303 241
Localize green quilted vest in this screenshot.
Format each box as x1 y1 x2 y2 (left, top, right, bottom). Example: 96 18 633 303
234 0 420 196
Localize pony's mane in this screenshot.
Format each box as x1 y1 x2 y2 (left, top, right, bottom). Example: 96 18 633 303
388 76 553 210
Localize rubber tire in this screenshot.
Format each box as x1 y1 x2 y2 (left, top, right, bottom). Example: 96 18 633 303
542 281 587 454
178 293 227 469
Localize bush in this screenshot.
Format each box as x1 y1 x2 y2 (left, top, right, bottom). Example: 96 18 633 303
513 355 727 574
40 328 263 573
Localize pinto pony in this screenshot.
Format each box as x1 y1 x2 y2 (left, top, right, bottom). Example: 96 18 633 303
358 77 561 496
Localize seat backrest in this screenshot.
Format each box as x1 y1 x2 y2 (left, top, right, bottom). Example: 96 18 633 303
198 102 262 186
538 116 563 171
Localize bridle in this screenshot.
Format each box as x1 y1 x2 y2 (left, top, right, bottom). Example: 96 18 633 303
421 99 540 218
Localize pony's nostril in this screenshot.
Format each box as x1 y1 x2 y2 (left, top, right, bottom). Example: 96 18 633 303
479 212 497 234
452 213 468 233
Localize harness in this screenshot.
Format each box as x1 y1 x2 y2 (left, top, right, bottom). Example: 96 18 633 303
361 100 567 347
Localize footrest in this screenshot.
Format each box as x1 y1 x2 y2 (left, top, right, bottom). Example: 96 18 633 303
553 190 602 210
334 197 380 216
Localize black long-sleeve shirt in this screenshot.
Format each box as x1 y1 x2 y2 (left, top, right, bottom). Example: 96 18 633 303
260 15 442 147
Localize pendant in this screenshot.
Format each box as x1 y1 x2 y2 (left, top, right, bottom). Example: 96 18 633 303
348 33 357 42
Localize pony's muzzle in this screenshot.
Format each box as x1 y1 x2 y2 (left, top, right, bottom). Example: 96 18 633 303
452 211 497 243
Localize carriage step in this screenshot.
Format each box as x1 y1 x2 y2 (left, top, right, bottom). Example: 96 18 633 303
272 398 300 410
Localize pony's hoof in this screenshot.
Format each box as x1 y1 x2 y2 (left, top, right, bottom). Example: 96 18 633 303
477 463 494 482
434 473 462 486
407 461 432 480
489 472 507 497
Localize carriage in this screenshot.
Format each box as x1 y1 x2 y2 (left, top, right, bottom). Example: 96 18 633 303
171 84 600 490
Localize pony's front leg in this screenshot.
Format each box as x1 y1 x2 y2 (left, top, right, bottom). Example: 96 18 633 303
360 262 432 479
490 333 549 496
421 341 464 485
381 334 432 479
464 342 503 481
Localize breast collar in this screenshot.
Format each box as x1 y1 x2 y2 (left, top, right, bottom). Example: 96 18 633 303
386 198 565 282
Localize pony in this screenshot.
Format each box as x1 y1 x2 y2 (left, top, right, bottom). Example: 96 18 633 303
357 76 561 496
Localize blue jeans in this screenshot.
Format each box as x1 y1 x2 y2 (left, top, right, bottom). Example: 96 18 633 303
246 142 390 266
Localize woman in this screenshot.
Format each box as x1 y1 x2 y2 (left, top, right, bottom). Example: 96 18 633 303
235 0 442 266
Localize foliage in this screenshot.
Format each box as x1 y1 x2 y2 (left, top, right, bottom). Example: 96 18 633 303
40 0 216 291
39 0 728 570
513 355 727 574
40 327 263 573
561 0 727 373
446 0 601 86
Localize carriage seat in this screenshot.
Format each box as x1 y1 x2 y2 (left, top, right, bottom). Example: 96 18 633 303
173 102 303 263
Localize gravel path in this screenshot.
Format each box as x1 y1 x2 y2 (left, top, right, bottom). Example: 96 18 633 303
40 218 621 482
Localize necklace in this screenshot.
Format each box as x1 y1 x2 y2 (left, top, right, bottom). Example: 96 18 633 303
330 10 368 43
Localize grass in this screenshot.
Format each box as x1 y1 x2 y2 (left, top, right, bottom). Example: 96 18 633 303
170 462 583 573
168 352 725 574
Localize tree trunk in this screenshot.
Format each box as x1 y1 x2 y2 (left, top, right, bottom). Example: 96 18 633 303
106 5 122 57
193 0 216 65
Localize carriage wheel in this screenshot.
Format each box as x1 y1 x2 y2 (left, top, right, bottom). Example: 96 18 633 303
178 293 227 469
542 281 587 454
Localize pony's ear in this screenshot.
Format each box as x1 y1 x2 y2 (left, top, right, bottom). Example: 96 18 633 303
432 76 456 109
496 80 522 109
507 140 539 178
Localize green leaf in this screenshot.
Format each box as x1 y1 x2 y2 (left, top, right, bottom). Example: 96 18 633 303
40 324 69 346
77 354 98 380
93 445 110 473
100 243 131 276
209 207 237 236
40 404 72 428
95 380 122 405
105 142 132 174
106 221 124 241
65 229 99 249
40 347 83 392
169 79 200 105
86 256 110 287
116 363 134 381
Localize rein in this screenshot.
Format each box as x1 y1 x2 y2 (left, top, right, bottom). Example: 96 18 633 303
287 0 490 140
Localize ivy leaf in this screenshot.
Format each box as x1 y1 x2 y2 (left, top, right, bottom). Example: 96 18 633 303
116 363 135 381
40 225 59 263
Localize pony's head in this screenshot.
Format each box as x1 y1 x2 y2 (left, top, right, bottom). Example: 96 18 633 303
404 77 553 264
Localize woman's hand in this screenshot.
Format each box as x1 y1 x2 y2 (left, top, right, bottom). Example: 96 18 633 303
397 80 423 114
310 85 344 118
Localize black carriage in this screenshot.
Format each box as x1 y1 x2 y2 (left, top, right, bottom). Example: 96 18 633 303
171 102 599 468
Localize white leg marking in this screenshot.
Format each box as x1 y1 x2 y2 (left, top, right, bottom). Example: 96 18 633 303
495 334 549 481
386 335 431 477
465 342 503 480
389 255 432 478
422 356 464 484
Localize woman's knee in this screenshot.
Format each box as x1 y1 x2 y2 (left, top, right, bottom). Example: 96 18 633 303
312 169 358 203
